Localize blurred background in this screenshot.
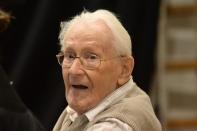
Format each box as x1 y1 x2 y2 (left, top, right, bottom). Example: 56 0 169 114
157 0 197 131
0 0 197 131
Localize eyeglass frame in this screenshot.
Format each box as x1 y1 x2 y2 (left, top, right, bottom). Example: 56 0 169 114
56 52 125 70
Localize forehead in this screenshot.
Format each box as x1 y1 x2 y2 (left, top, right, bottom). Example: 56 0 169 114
64 20 115 51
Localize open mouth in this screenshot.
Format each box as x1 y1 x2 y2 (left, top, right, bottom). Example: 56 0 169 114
72 85 88 89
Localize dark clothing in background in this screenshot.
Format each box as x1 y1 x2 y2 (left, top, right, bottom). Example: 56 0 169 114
0 65 45 131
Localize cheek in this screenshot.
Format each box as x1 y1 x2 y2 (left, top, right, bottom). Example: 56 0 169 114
62 69 69 89
99 62 120 85
90 76 116 105
90 66 118 97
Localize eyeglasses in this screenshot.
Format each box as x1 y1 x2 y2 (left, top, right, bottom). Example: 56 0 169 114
56 52 123 70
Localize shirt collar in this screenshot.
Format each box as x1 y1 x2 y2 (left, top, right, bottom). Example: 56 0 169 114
66 106 79 122
66 77 135 122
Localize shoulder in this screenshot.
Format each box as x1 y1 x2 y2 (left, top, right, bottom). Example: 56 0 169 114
86 117 133 131
87 85 162 131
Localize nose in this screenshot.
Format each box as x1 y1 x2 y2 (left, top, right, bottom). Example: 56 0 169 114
68 58 84 75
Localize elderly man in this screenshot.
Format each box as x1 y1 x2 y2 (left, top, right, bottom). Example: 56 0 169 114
54 9 162 131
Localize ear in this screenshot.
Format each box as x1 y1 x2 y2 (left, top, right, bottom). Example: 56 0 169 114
117 56 134 86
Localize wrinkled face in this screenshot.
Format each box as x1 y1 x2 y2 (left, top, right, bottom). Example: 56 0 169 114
62 20 122 114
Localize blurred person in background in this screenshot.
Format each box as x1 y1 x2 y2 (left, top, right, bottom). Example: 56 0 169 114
0 9 45 131
53 9 161 131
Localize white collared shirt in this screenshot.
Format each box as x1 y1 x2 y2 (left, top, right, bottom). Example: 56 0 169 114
66 78 135 131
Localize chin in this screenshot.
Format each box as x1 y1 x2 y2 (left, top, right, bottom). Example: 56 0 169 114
67 98 84 113
71 104 87 115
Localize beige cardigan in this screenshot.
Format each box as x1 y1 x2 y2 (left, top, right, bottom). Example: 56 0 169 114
53 83 162 131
